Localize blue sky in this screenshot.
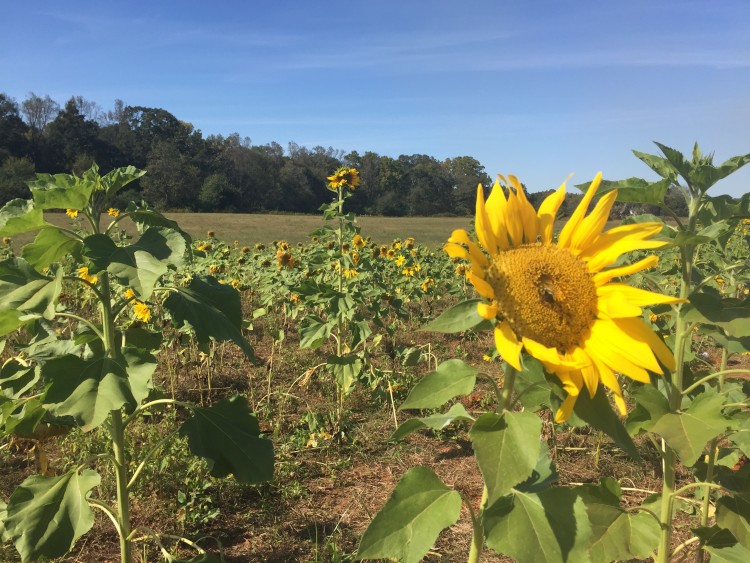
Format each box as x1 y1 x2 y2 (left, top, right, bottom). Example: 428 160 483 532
2 0 750 196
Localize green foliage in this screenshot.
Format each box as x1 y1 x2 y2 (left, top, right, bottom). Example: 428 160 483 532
179 396 274 483
356 466 462 563
3 469 100 562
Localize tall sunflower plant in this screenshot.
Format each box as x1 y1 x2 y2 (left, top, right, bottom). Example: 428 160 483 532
357 143 750 563
0 164 273 563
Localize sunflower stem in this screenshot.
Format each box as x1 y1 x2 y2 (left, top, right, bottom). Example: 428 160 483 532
656 190 699 563
467 485 488 563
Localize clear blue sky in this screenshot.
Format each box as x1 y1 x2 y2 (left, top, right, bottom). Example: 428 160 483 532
2 0 750 196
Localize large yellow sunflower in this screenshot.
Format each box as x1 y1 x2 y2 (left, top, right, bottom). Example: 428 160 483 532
445 172 684 422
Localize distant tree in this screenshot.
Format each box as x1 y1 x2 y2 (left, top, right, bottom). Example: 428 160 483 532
404 155 455 215
198 173 240 211
20 92 59 133
0 93 29 160
45 98 100 171
0 156 35 203
444 156 491 215
140 141 201 209
375 156 407 216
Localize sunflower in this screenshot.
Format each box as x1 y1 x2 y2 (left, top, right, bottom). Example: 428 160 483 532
133 302 152 323
326 167 360 191
107 207 120 217
445 172 684 422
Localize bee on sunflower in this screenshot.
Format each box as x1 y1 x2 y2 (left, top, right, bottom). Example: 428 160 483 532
445 172 684 422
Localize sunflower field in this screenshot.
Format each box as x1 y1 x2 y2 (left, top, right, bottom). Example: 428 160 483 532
1 143 750 563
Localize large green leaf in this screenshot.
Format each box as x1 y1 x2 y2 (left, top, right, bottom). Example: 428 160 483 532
705 543 750 563
484 487 592 563
42 347 156 431
83 232 170 299
570 384 641 460
21 228 82 271
717 496 750 550
420 298 491 333
0 199 47 236
4 469 100 562
327 353 363 395
356 466 462 563
28 172 95 211
651 390 732 466
400 359 478 410
578 478 660 562
0 358 38 399
626 384 671 435
98 165 146 198
470 411 541 504
179 395 273 484
515 356 553 412
299 314 333 349
596 177 671 205
391 402 474 441
163 275 255 360
633 149 679 180
0 258 62 336
684 293 750 338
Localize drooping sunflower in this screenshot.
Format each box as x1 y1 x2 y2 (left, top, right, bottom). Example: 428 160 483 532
445 172 684 422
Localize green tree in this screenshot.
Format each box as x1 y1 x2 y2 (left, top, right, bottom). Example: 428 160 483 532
0 156 35 203
140 141 201 209
198 173 240 211
444 156 491 215
0 93 29 160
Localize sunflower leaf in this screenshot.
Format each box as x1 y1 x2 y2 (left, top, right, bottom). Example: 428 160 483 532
3 469 100 562
470 411 541 504
399 359 478 410
0 199 48 237
390 403 474 441
716 496 750 550
578 478 660 561
650 390 732 467
21 228 82 271
179 395 274 484
572 385 641 461
356 466 461 563
420 298 491 333
484 487 592 563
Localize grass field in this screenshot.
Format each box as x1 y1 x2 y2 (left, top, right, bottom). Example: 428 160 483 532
15 212 476 249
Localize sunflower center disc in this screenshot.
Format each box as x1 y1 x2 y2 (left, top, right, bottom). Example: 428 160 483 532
487 244 598 352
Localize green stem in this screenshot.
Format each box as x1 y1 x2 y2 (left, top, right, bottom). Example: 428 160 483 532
500 364 518 413
111 409 132 563
656 196 698 563
467 485 488 563
697 347 729 563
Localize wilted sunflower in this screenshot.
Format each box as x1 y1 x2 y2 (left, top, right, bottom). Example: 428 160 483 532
445 172 684 422
352 234 365 249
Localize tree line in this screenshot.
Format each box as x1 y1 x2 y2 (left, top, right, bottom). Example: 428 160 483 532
0 92 688 217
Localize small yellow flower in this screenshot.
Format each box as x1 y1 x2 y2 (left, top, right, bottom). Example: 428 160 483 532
421 277 435 292
231 279 241 289
253 244 263 251
395 255 406 267
386 249 396 260
649 313 658 323
207 230 215 238
77 266 98 284
352 234 365 249
124 288 136 300
402 267 414 277
343 268 359 279
66 209 79 218
482 354 493 362
379 245 389 257
341 242 351 253
133 302 151 323
352 251 361 266
107 208 120 217
2 236 11 246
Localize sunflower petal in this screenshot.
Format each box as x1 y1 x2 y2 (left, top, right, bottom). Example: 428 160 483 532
570 189 618 253
593 255 659 285
485 178 510 250
586 319 658 381
475 184 498 254
537 181 566 244
598 284 686 309
495 321 522 371
522 337 589 369
508 175 539 243
613 317 677 371
478 302 499 320
467 271 496 299
558 172 602 249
